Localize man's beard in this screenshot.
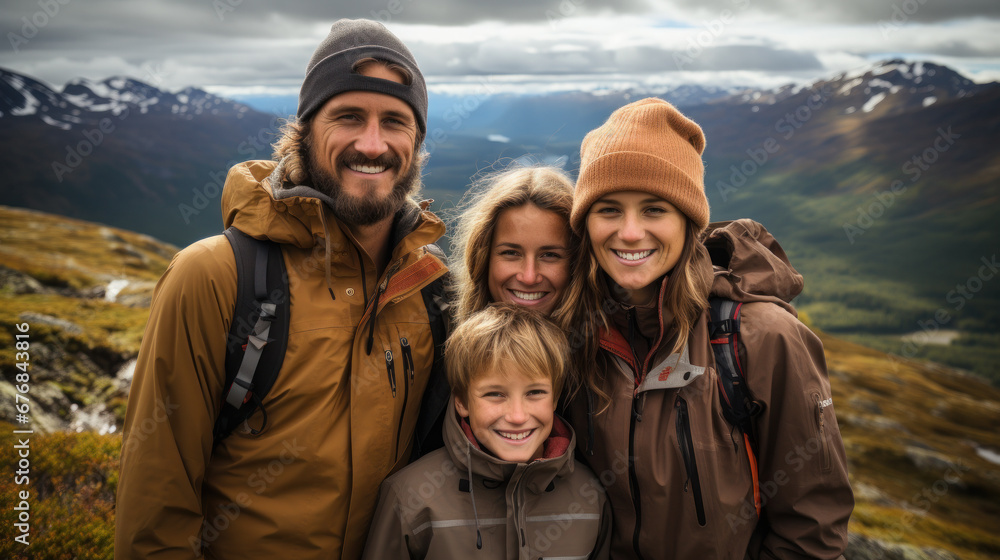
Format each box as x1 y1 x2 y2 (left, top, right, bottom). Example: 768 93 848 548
302 144 421 226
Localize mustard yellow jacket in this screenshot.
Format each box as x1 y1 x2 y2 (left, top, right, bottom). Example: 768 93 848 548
116 159 448 559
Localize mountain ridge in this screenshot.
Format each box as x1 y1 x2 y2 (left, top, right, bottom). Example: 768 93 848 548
0 67 258 128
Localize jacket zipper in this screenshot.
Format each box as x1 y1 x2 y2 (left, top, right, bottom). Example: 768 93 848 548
395 337 414 461
629 394 646 560
676 396 707 526
365 261 401 355
814 392 832 472
624 307 647 560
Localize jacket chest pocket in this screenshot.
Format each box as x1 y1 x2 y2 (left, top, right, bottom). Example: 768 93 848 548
675 395 707 527
672 386 757 531
383 325 434 463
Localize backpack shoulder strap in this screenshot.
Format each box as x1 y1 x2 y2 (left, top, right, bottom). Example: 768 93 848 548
215 227 290 446
411 243 452 460
708 296 764 515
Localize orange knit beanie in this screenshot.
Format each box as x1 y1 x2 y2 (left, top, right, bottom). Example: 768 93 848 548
571 97 709 234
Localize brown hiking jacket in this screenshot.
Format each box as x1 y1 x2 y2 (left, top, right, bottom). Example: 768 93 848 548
567 219 853 560
115 159 448 559
362 407 612 559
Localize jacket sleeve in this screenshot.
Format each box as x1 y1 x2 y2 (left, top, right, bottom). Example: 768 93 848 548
361 480 420 560
741 303 854 560
114 239 236 559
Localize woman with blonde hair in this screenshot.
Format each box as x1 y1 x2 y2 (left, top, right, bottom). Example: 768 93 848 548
563 98 853 559
449 165 576 325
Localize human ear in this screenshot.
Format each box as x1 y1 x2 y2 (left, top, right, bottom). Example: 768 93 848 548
454 395 470 418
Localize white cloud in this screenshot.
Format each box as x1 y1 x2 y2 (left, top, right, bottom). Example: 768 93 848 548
0 0 996 95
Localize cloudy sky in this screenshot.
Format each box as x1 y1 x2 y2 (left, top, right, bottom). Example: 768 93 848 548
2 0 998 98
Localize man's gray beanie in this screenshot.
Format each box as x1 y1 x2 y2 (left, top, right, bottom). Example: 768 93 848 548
297 19 428 134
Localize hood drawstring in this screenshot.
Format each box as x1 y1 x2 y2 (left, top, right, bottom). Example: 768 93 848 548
318 210 336 301
466 443 483 550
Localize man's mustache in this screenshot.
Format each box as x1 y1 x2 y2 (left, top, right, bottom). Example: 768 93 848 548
340 151 401 170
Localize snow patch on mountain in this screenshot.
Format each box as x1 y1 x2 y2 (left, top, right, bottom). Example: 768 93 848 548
862 92 887 113
838 78 863 96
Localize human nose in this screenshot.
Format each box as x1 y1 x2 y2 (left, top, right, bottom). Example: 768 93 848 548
618 211 645 243
516 259 542 285
505 398 528 424
354 120 387 158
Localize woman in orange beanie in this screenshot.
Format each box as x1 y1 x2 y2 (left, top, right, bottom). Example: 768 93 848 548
561 97 854 559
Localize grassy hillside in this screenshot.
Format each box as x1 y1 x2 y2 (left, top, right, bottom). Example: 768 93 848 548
823 332 1000 559
0 206 175 431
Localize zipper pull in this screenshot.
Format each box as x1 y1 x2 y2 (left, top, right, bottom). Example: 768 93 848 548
400 337 414 382
385 350 396 397
632 392 644 422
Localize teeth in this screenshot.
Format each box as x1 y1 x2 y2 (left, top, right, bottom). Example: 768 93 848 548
349 164 387 174
498 430 532 440
615 249 652 261
512 290 544 301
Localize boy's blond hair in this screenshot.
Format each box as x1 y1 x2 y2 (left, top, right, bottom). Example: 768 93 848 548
446 303 569 404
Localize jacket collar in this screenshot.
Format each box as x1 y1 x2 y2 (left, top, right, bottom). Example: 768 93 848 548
221 158 445 272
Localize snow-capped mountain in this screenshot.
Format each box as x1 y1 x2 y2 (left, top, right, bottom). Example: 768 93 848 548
723 59 988 116
0 67 278 246
0 68 256 130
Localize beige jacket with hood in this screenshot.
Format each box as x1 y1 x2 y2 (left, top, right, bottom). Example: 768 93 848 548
362 406 612 559
116 159 448 560
567 219 853 560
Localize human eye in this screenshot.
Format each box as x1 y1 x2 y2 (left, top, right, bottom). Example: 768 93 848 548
384 113 414 129
540 250 564 260
591 203 621 216
527 388 550 398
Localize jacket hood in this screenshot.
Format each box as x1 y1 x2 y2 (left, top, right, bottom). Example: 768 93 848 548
703 218 804 316
443 405 576 495
221 158 445 258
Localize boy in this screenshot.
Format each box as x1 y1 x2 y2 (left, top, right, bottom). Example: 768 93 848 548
362 303 611 559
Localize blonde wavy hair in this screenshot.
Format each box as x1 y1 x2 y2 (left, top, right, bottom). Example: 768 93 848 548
560 218 710 411
448 166 576 326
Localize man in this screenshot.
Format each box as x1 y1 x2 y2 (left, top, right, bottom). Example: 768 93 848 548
115 19 448 560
